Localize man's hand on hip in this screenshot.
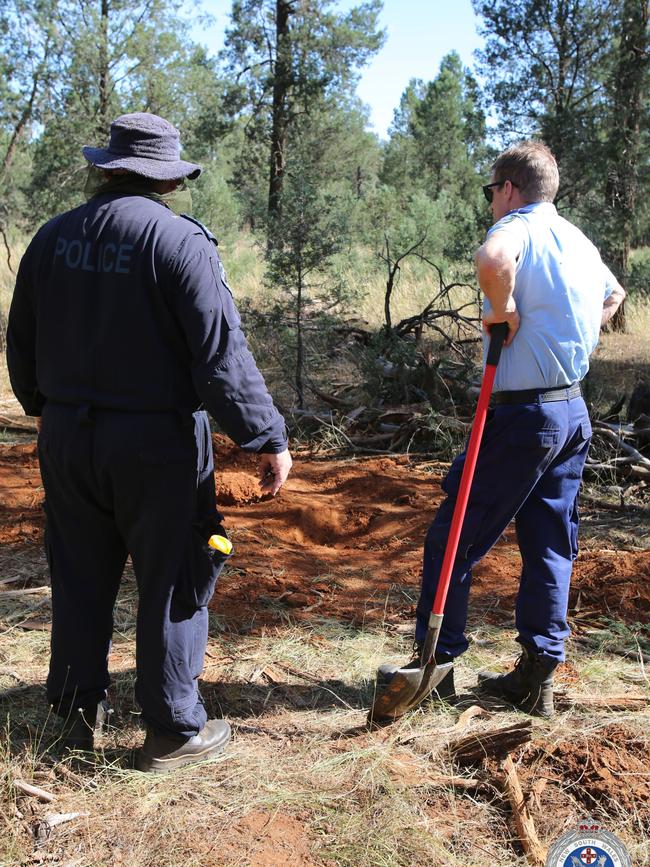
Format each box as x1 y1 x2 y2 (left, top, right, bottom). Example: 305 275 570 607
258 449 293 496
483 305 520 346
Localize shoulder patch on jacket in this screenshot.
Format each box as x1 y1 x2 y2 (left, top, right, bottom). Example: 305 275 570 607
180 213 219 246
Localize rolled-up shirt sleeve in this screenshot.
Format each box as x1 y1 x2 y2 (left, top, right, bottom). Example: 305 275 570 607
167 237 287 453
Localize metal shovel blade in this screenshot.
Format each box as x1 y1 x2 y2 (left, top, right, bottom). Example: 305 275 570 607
368 657 453 724
368 615 450 724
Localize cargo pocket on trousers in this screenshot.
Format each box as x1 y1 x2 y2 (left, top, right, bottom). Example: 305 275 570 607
176 522 233 610
508 428 561 450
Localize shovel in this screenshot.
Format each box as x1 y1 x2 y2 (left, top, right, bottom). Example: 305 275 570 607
368 322 509 724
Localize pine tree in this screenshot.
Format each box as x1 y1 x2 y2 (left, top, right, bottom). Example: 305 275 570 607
221 0 384 220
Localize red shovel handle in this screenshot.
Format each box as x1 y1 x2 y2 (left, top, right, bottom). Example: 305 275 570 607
431 323 508 617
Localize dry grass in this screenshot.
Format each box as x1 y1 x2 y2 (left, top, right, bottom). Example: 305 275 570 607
1 240 649 865
1 545 649 866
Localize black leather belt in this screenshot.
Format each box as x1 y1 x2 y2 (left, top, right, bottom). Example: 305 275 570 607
493 382 582 405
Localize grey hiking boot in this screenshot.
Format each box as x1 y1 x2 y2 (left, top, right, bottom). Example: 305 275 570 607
58 700 111 752
135 718 231 774
477 644 558 718
377 643 456 703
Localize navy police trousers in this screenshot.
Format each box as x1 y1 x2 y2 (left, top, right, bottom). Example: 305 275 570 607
38 403 229 738
415 394 592 662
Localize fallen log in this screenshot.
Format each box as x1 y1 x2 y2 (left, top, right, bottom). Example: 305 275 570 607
571 634 650 664
446 720 534 766
306 382 355 410
592 424 650 468
0 414 37 432
0 586 50 598
501 754 547 866
555 693 649 711
13 779 55 803
580 493 650 515
391 768 493 794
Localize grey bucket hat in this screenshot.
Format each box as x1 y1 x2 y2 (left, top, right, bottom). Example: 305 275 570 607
82 112 202 180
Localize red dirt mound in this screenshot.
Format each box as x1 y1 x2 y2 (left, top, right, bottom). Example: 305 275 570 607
528 724 650 819
571 550 650 620
0 436 648 631
219 471 262 505
219 811 319 867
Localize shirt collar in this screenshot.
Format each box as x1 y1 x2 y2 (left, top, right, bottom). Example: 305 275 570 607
507 201 556 217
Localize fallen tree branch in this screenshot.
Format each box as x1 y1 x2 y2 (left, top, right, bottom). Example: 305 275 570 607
592 424 650 468
570 634 650 664
33 812 89 843
500 754 547 866
0 414 38 432
446 720 534 766
305 381 355 410
554 692 649 711
13 779 55 802
580 492 650 515
0 587 50 598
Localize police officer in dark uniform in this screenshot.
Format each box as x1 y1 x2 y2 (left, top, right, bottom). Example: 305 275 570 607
6 113 293 772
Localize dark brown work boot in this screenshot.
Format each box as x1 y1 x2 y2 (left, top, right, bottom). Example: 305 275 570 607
135 718 231 774
477 644 558 718
377 643 456 703
58 701 111 752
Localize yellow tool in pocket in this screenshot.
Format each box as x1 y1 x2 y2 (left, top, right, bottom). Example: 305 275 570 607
208 534 233 555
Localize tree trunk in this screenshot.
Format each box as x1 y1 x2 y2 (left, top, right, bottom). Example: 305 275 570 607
2 82 39 178
1 34 52 180
98 0 111 135
268 0 293 219
605 0 649 332
295 267 304 409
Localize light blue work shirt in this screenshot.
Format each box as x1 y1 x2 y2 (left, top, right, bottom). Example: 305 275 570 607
482 202 618 391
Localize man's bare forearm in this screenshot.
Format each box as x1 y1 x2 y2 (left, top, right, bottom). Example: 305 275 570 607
601 283 626 327
475 237 521 345
475 243 516 315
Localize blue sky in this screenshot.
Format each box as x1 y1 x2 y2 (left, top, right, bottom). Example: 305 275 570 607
192 0 484 139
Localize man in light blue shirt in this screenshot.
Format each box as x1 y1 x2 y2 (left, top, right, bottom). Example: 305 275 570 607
377 142 624 720
482 201 622 392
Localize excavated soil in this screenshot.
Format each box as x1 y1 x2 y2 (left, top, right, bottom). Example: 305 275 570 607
1 436 649 629
515 724 650 837
1 435 649 854
217 812 320 867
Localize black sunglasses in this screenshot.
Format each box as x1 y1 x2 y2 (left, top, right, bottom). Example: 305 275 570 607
482 179 518 203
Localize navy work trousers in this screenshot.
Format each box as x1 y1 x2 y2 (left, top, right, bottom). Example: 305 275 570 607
38 402 229 738
415 395 592 662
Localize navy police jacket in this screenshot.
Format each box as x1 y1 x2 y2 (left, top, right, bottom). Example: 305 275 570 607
7 194 287 453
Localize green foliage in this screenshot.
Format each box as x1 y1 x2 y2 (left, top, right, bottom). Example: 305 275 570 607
363 184 481 275
380 53 488 261
358 329 422 405
586 616 650 656
264 146 354 405
192 164 242 243
223 0 384 116
627 248 650 297
472 0 614 168
384 53 488 199
4 0 223 225
473 0 612 226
